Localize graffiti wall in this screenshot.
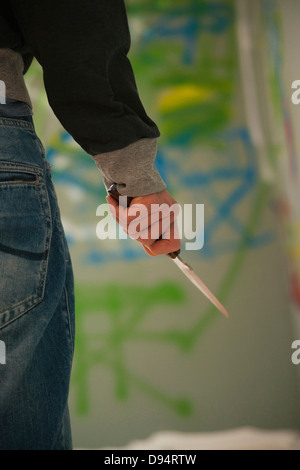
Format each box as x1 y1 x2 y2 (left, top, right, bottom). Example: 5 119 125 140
25 0 300 448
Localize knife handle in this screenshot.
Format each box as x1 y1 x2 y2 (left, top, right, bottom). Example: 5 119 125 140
108 184 181 259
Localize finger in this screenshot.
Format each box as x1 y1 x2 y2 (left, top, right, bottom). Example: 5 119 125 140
108 201 174 237
142 238 181 257
125 201 180 240
106 195 126 224
127 212 176 243
141 222 181 256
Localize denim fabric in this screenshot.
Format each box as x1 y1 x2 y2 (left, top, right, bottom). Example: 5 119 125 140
0 107 75 450
0 99 33 117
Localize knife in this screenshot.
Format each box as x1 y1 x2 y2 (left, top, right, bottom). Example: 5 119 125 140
107 184 229 319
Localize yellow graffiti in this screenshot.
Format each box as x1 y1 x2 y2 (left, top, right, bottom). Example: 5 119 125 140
157 84 214 113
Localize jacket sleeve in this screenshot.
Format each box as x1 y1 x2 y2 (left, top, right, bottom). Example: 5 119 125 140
10 0 166 196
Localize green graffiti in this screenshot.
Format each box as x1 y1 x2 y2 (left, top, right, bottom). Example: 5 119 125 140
127 0 237 146
72 281 192 415
71 180 270 416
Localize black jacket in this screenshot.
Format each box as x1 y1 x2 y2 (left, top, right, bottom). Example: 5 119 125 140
0 0 160 156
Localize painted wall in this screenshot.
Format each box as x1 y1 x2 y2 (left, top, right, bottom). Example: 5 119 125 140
25 0 300 448
278 0 300 335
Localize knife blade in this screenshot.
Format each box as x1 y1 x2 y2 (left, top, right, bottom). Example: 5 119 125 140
171 254 229 318
107 184 229 319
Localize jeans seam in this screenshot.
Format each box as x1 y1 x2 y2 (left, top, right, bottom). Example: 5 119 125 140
0 118 35 131
36 136 46 157
0 298 44 330
40 171 53 301
63 286 74 361
0 161 43 174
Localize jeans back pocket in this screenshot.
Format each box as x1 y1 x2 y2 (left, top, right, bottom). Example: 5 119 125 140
0 161 51 328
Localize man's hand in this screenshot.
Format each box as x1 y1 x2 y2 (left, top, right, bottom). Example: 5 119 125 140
106 189 181 256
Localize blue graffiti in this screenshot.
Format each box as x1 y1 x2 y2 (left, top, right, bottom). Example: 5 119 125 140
131 0 234 64
46 124 274 266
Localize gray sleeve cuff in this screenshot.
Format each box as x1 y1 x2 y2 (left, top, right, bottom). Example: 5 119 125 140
0 49 32 107
92 138 166 197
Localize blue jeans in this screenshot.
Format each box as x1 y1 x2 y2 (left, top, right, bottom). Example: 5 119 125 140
0 105 75 449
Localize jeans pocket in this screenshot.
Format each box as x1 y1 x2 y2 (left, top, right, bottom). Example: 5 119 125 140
0 161 51 328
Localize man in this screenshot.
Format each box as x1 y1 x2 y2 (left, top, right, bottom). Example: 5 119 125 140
0 0 180 449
